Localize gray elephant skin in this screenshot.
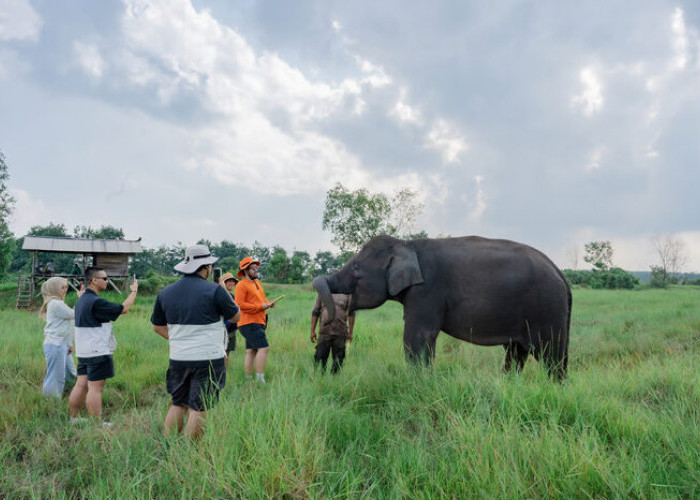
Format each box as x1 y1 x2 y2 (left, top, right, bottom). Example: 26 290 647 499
312 235 572 380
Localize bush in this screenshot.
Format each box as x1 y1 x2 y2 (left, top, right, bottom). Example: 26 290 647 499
562 269 591 286
562 268 639 290
136 271 179 295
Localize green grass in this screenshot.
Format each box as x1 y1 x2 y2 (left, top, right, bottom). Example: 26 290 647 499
1 284 699 498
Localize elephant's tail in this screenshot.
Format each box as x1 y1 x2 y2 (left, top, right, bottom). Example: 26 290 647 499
561 285 572 377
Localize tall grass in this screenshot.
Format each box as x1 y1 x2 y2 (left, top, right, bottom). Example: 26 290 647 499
1 285 699 498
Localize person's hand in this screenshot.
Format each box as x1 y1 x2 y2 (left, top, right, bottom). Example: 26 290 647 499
129 277 138 293
77 283 85 298
347 332 353 343
310 331 316 343
68 346 74 354
263 301 276 310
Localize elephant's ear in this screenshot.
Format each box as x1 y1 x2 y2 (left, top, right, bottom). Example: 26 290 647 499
387 246 424 296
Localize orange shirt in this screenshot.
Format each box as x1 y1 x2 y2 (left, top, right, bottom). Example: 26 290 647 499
234 278 268 327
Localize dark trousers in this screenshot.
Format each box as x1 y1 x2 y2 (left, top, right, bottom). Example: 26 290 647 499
314 335 346 374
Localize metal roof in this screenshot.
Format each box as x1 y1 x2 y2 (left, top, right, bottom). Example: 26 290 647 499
22 235 143 254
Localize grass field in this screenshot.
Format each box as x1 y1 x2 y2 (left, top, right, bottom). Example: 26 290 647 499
1 284 699 498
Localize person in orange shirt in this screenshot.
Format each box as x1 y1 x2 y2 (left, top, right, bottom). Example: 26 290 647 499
235 257 275 383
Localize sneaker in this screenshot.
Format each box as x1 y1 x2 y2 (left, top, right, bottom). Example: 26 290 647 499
70 417 88 425
101 421 114 429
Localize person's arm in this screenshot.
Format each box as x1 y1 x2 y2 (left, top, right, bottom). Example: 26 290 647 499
150 295 168 339
214 287 241 323
120 278 138 314
153 325 169 339
54 301 75 320
310 314 318 343
347 314 356 342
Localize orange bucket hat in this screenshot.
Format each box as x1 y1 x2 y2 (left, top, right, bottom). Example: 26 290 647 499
238 256 261 277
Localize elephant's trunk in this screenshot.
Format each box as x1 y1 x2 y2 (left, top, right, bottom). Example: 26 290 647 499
312 275 336 324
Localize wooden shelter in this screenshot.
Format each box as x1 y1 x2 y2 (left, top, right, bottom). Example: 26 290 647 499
16 236 142 309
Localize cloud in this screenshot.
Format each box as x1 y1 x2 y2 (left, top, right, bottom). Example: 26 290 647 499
469 175 486 220
389 88 423 126
571 66 604 116
8 188 52 235
670 7 691 71
113 0 405 194
0 0 42 42
74 41 107 79
585 146 605 171
424 119 468 164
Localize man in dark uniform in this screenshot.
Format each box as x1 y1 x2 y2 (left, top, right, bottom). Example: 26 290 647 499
310 293 355 373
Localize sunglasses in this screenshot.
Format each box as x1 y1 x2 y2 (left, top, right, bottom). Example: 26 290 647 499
95 276 109 281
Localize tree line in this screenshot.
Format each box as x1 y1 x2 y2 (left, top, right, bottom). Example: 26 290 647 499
7 222 348 284
0 150 694 289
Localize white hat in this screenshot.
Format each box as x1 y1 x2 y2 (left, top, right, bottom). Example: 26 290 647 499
174 244 219 274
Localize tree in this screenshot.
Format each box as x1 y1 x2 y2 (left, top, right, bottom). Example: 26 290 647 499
584 241 613 271
565 245 580 270
322 183 424 253
650 234 687 287
391 188 424 236
74 225 125 239
266 246 290 282
313 251 339 276
0 151 16 276
289 250 311 283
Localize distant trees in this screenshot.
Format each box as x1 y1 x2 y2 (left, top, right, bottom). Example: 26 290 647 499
584 241 613 271
74 225 125 239
322 183 424 253
650 235 687 288
563 240 639 289
0 151 16 276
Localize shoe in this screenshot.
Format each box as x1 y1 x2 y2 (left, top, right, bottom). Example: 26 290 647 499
101 421 114 428
70 417 88 425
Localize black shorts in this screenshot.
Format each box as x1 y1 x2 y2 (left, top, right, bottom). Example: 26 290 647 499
77 355 114 382
166 358 226 412
239 323 268 350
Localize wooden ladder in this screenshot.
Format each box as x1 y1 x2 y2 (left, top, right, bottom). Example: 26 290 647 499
16 274 34 309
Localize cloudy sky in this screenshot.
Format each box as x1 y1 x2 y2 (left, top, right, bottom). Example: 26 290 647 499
1 0 699 271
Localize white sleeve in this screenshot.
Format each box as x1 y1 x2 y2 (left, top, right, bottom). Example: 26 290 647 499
50 300 75 320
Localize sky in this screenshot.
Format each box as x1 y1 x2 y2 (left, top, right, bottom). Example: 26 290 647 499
1 0 699 271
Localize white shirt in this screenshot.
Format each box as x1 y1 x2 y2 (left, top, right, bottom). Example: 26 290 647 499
43 299 75 347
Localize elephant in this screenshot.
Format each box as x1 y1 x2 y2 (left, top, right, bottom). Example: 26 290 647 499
312 235 572 380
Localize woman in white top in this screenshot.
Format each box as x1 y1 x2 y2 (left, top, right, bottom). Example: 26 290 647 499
40 277 81 397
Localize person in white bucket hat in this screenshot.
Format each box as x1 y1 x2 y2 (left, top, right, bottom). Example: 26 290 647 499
151 245 240 440
173 244 219 274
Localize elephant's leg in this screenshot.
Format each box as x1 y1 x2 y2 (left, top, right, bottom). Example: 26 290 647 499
542 331 568 382
403 323 440 365
530 326 568 382
503 341 528 373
